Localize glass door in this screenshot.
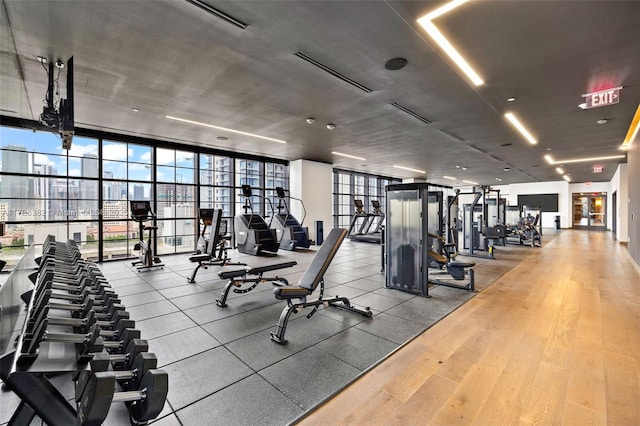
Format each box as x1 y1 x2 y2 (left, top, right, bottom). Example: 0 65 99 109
572 193 607 230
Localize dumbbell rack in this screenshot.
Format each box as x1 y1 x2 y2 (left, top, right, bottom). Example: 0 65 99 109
0 236 168 425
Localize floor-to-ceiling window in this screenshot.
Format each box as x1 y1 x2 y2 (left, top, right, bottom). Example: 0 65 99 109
0 122 289 269
332 169 399 228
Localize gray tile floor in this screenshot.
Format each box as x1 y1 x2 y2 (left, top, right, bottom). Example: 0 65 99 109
1 236 541 425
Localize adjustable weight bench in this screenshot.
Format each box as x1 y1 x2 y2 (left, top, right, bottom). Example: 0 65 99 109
216 261 297 307
270 228 373 345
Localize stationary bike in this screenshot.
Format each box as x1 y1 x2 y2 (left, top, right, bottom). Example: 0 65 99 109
130 201 164 271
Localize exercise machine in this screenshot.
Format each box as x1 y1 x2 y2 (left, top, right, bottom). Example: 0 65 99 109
270 187 311 250
386 182 475 296
347 199 383 244
234 185 279 256
270 228 372 344
187 208 245 283
130 201 164 271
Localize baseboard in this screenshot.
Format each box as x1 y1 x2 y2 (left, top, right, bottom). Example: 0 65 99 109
626 249 640 275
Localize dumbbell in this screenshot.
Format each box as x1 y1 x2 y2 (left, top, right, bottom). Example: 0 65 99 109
33 288 125 321
78 369 168 426
27 305 133 339
34 276 115 304
75 349 157 401
23 317 141 359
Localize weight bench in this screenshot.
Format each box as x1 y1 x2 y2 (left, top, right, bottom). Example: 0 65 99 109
187 209 245 283
270 228 373 344
427 248 475 292
216 261 297 307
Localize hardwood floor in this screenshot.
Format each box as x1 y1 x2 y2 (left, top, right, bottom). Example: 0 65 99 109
298 230 640 425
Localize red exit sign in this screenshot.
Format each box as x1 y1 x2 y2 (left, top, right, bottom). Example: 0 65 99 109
582 86 622 109
593 164 604 173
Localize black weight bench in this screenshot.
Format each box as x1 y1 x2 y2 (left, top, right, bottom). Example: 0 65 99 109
216 261 297 307
427 249 475 292
270 228 373 344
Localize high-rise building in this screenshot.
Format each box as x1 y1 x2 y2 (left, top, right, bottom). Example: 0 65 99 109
1 145 31 219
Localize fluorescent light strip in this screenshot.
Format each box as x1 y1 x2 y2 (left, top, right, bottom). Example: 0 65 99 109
555 167 564 174
563 175 571 182
545 154 625 165
393 165 426 174
504 112 537 145
166 115 286 144
462 179 478 185
442 175 457 180
621 104 640 150
416 1 483 87
331 151 366 161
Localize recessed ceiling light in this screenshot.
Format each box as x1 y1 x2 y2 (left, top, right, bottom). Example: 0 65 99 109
504 112 537 145
461 167 467 170
166 115 287 144
596 119 607 125
384 57 408 70
131 108 139 112
507 97 516 102
416 0 484 86
332 151 365 161
305 118 315 124
216 136 228 140
503 167 511 171
495 177 502 182
546 148 552 151
443 175 457 180
393 165 426 174
326 123 336 130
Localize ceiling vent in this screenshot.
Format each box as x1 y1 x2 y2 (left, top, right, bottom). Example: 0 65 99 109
469 144 488 153
439 128 465 142
185 0 248 29
391 103 431 125
294 52 372 93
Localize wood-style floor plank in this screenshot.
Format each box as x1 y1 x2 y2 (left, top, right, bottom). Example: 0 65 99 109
298 231 640 425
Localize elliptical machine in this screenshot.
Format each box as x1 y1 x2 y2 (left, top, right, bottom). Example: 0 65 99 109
270 187 311 250
130 201 164 271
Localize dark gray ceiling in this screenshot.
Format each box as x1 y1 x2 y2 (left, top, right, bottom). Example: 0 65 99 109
1 0 639 185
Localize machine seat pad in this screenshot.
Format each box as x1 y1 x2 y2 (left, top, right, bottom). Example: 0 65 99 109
427 249 448 265
448 261 475 268
189 254 211 263
273 286 311 300
218 268 250 279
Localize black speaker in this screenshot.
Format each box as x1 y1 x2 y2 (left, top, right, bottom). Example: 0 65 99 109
315 220 323 246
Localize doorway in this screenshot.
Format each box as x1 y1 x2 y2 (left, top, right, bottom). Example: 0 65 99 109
572 192 607 230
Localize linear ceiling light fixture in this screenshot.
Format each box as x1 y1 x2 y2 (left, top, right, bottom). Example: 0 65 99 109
504 112 537 145
166 115 287 144
462 179 478 185
185 0 248 29
442 175 457 180
563 175 571 182
294 52 372 93
621 104 640 150
332 151 366 161
417 0 484 86
555 167 564 174
393 165 426 174
543 154 624 165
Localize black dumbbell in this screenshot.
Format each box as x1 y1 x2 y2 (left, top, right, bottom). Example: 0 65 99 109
75 349 157 401
34 289 125 321
77 369 168 426
27 305 133 339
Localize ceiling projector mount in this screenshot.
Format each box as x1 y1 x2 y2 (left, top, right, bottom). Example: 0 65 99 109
38 56 74 149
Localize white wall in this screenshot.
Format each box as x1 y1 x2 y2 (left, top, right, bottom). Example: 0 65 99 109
606 164 628 242
289 159 333 242
494 181 570 228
